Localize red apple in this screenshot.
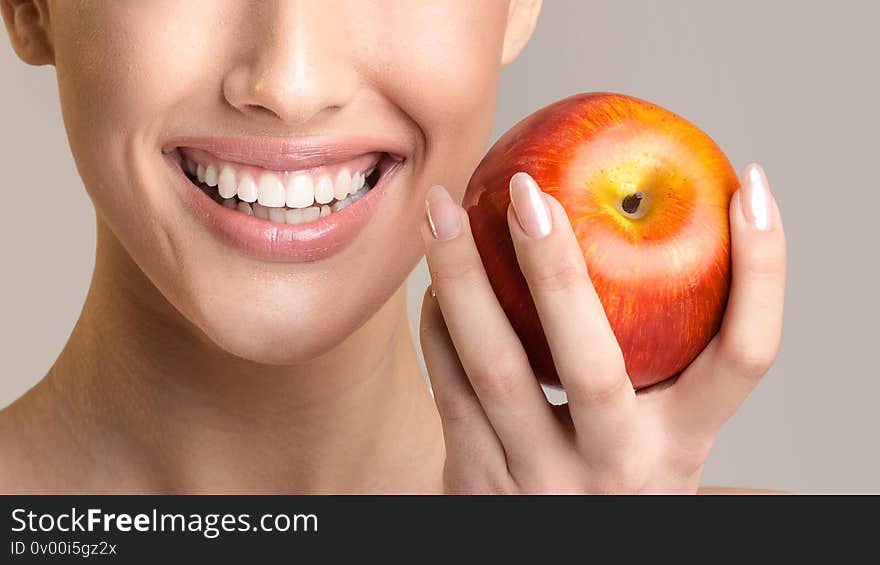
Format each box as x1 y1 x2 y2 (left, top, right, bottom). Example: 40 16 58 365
463 92 739 389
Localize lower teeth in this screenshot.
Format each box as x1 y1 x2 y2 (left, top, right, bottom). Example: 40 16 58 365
191 175 372 225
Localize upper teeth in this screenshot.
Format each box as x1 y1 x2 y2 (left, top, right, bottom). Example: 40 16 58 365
185 156 373 209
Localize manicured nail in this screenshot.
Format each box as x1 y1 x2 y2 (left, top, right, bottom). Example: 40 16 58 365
425 185 461 240
740 163 772 231
509 171 551 238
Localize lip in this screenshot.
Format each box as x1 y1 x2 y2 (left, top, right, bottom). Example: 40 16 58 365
162 137 407 263
162 135 407 171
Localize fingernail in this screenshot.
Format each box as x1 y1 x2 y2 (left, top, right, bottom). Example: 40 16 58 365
740 163 772 231
425 185 461 240
509 171 552 238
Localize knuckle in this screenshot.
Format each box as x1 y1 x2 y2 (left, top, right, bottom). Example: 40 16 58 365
567 369 630 406
718 339 779 379
666 435 714 477
469 351 530 401
598 454 650 494
435 393 482 426
429 256 483 286
525 251 587 293
741 245 787 278
526 460 585 494
587 461 647 494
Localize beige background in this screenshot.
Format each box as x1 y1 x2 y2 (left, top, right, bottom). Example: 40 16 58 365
2 1 878 492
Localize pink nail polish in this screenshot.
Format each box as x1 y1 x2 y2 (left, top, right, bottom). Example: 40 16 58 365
740 163 772 231
425 185 461 240
509 172 552 238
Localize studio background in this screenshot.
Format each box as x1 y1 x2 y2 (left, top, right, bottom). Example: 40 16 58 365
2 1 877 493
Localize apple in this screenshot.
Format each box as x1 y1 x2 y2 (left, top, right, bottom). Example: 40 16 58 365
463 92 739 389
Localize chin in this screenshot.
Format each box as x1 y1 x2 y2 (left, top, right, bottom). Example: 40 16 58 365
120 138 425 368
188 281 370 366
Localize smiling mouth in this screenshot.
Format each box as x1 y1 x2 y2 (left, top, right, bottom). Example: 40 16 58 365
172 147 399 225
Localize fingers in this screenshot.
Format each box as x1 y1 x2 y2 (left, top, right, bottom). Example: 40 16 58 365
667 163 787 435
506 172 638 459
420 185 565 472
418 286 508 479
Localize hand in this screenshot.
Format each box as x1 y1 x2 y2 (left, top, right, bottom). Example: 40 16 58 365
419 165 786 493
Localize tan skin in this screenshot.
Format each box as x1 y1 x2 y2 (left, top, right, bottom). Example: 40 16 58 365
0 0 786 494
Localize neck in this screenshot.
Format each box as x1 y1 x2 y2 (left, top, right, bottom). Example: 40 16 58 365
43 222 444 493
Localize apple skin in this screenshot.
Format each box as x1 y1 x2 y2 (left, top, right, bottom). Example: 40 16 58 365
463 92 739 390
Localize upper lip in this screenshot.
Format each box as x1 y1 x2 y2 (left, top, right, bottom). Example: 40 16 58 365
162 135 408 171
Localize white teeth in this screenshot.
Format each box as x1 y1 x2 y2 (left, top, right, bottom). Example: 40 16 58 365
257 174 285 207
237 174 258 203
186 155 379 224
285 206 322 225
314 175 334 205
286 174 315 209
285 208 304 225
204 165 218 187
350 171 362 195
334 169 352 200
252 202 269 219
301 206 320 223
331 192 357 212
237 201 253 215
331 199 348 212
218 167 237 199
268 207 286 223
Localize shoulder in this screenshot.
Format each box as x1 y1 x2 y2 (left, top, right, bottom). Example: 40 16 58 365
0 384 87 494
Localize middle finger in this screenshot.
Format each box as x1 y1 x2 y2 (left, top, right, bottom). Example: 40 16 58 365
507 172 639 460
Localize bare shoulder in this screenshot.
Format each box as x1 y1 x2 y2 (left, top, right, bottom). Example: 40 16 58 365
698 486 790 495
0 385 85 494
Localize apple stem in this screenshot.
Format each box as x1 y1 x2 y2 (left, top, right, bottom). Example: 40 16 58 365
622 191 645 214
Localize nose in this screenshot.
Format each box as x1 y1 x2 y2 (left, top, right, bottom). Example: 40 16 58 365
222 1 358 127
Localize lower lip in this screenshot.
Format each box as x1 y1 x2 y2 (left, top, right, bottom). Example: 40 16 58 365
165 152 403 262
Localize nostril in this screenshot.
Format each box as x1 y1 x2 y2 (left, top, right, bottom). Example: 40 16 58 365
241 104 281 120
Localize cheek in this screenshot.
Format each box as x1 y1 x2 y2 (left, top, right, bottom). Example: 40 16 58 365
363 4 506 196
53 3 227 187
389 34 501 129
50 3 234 272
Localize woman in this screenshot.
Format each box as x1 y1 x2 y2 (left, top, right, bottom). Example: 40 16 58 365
0 0 786 493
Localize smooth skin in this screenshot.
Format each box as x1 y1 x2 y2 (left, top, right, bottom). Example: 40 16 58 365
0 0 786 493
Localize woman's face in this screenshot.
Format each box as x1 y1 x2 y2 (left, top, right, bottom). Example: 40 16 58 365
35 0 535 363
